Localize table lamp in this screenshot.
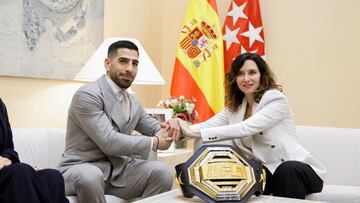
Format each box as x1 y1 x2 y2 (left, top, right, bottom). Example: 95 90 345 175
74 37 165 88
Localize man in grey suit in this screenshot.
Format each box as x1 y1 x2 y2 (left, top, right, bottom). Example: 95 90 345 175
58 40 174 203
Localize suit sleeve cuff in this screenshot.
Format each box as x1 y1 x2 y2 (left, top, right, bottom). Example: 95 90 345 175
200 128 220 143
150 136 154 152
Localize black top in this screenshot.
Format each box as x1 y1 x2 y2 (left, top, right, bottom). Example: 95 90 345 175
0 98 19 163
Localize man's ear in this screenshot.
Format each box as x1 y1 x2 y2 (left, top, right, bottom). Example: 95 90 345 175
104 58 110 71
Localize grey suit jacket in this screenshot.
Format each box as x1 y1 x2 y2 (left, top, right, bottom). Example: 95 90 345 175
58 75 160 187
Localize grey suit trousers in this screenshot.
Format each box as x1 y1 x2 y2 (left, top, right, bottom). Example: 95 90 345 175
63 159 173 203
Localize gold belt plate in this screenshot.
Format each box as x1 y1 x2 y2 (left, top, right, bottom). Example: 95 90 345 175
187 147 256 201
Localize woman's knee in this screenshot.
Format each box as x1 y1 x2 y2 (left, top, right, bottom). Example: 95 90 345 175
271 161 310 199
3 162 35 176
38 169 65 185
273 161 305 177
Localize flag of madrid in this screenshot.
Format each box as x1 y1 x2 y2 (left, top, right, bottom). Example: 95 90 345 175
223 0 266 73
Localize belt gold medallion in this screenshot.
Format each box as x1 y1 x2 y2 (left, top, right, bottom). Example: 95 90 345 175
175 145 266 203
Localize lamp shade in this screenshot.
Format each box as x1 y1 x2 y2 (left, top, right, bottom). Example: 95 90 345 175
74 37 165 85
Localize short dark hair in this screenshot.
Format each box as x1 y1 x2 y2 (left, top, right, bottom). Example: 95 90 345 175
107 40 139 58
225 53 282 112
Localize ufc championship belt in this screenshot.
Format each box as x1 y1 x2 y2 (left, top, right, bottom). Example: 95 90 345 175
175 145 266 203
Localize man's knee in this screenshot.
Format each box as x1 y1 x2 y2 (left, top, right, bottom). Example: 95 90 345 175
76 171 103 190
64 164 105 194
151 162 173 188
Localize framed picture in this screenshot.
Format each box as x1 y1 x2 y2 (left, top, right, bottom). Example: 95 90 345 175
145 108 175 152
145 108 172 122
0 0 103 80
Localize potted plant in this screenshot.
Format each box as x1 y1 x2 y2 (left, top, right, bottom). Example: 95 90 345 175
157 95 198 148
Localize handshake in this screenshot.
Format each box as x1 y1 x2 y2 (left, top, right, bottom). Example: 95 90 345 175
152 118 201 151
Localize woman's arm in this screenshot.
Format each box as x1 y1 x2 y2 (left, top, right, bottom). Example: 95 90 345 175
179 107 233 138
179 119 201 138
200 90 290 142
190 109 230 131
167 109 230 141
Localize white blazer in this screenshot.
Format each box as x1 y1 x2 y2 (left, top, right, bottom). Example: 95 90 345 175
191 89 326 180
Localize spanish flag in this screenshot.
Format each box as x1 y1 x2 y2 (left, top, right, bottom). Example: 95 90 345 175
170 0 225 122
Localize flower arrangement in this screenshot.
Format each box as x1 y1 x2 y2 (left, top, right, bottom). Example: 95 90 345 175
157 95 198 124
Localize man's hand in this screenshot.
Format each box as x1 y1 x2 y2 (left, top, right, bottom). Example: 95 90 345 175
0 156 12 170
178 119 201 139
163 118 183 141
153 127 173 150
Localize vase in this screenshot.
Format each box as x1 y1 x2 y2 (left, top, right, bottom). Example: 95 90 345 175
175 139 187 149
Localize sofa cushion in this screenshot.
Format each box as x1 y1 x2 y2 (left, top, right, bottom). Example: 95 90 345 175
297 125 360 186
306 184 360 203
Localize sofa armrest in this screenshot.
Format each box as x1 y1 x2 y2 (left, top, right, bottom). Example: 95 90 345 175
297 125 360 186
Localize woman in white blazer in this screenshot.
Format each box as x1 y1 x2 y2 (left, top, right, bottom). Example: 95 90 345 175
178 53 326 199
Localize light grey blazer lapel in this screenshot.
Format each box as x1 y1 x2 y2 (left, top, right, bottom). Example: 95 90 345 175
98 76 131 133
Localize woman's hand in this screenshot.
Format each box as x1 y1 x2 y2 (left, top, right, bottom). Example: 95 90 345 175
163 118 183 141
0 156 12 170
178 119 201 139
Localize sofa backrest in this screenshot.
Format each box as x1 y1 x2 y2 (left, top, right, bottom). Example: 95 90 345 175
11 126 360 186
297 125 360 186
12 128 66 169
12 128 157 169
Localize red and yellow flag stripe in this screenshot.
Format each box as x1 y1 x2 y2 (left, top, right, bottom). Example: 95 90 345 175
171 0 225 122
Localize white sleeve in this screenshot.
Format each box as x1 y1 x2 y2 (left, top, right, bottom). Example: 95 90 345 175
200 90 290 142
190 109 230 132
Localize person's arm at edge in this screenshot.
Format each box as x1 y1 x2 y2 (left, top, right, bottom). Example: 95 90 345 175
0 99 19 164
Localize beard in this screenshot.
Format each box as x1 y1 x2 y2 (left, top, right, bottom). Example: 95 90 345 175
108 71 134 89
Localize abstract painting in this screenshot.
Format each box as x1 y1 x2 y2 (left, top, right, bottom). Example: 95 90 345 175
0 0 103 80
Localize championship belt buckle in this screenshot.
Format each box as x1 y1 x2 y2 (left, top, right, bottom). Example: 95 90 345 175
175 145 266 203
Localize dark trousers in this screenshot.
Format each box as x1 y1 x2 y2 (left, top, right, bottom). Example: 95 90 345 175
0 162 69 203
263 161 323 199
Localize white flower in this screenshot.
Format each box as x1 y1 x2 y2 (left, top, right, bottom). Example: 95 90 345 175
158 96 198 123
186 104 194 114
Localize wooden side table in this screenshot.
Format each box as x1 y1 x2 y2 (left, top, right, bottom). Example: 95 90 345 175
157 148 193 189
157 148 193 173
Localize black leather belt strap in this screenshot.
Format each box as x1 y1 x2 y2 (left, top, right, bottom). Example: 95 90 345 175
175 163 193 198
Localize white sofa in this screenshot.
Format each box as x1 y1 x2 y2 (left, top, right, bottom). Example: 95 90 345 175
297 126 360 203
12 126 360 203
12 128 127 203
